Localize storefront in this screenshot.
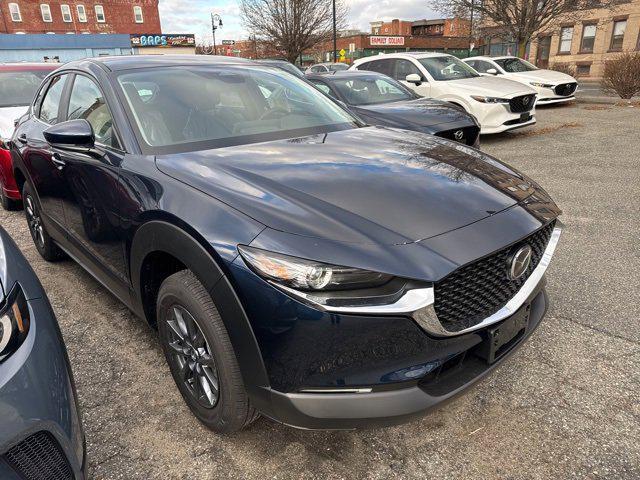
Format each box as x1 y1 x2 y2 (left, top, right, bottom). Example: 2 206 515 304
130 34 196 55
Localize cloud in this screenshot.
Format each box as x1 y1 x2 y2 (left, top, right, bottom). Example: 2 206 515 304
159 0 443 43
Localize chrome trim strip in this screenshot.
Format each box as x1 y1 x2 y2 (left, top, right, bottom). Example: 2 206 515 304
272 225 561 338
299 388 373 394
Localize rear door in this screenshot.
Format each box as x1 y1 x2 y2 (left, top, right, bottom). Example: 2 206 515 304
12 73 73 239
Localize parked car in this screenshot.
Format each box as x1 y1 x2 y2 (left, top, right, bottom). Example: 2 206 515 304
351 52 538 134
0 226 86 479
11 55 561 433
307 70 481 147
463 56 578 105
0 63 59 210
256 59 305 78
305 62 349 74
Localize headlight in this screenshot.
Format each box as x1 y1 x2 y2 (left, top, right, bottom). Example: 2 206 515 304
0 285 30 362
530 82 554 88
470 95 510 104
238 246 393 291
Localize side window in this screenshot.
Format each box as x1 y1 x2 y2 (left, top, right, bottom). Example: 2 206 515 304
474 61 495 73
311 66 323 73
39 75 68 125
310 80 338 99
466 60 477 69
67 75 120 149
358 59 394 77
394 59 421 80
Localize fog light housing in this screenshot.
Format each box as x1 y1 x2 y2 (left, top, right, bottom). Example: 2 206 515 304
0 285 30 362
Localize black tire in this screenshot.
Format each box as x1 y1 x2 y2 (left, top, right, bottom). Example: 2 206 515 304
22 182 66 261
0 188 20 211
157 270 259 434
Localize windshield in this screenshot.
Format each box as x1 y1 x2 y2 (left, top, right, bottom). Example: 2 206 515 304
495 58 538 73
328 63 349 71
418 56 480 81
331 76 414 105
117 66 357 150
0 69 52 108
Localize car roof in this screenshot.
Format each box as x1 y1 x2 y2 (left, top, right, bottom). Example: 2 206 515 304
308 71 387 80
465 56 516 61
355 52 450 63
62 54 254 72
0 62 60 71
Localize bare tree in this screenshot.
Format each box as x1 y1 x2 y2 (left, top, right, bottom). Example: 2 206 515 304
434 0 621 57
240 0 348 63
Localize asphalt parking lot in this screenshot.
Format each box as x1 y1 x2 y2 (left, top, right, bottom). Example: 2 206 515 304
1 103 639 479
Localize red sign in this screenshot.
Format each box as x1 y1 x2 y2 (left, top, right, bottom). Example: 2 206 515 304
370 36 405 46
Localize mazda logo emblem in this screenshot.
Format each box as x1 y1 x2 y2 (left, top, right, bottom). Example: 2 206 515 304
523 97 530 105
508 245 533 280
454 130 464 140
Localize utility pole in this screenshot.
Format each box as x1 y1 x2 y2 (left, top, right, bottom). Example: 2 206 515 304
332 0 337 62
468 0 474 55
211 13 222 55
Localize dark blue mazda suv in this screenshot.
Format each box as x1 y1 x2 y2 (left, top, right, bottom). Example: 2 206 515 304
10 55 561 433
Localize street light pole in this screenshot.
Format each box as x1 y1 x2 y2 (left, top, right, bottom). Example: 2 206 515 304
332 0 337 62
211 13 222 55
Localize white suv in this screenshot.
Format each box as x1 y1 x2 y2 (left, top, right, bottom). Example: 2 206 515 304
351 52 538 134
464 56 578 105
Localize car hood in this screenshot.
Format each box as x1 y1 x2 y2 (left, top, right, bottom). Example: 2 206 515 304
446 76 536 97
509 69 576 85
0 106 28 139
353 98 474 129
156 126 539 245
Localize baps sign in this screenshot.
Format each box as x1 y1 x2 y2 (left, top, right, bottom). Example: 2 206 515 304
130 34 195 48
369 36 405 46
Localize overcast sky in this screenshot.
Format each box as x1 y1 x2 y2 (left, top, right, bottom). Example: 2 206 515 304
158 0 440 44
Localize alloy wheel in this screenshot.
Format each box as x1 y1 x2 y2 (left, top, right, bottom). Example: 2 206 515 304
165 305 220 409
25 194 45 249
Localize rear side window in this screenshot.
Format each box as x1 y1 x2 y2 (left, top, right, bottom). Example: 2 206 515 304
67 75 120 149
39 75 67 124
358 59 394 77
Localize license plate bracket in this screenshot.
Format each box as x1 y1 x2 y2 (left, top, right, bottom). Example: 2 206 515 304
476 304 531 364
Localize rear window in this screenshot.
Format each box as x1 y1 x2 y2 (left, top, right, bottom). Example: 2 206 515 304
117 65 357 152
0 69 51 108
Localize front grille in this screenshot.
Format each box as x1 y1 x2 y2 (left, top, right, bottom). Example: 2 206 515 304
434 221 555 332
509 94 536 113
4 431 73 480
554 82 577 96
435 125 480 146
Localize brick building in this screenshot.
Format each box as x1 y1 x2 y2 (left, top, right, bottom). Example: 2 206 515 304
370 19 413 36
0 0 161 34
370 17 471 38
480 0 640 78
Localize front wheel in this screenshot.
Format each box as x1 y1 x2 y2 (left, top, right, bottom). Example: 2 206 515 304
157 270 259 434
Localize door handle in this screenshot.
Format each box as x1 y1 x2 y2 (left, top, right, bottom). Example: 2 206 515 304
51 153 66 170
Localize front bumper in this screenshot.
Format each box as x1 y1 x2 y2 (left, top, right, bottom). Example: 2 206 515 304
475 103 536 134
536 95 575 105
0 293 86 479
263 287 548 430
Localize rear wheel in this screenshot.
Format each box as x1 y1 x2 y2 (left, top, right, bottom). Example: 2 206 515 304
157 270 259 433
22 182 66 261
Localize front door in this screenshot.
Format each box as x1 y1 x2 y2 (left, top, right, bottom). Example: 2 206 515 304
55 73 129 290
536 37 551 69
394 59 432 97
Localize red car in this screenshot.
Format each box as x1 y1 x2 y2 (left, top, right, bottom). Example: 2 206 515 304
0 63 58 209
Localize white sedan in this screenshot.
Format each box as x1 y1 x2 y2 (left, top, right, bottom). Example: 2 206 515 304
464 56 578 105
350 52 538 134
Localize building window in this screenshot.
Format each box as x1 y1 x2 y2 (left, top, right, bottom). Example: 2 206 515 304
61 4 72 22
576 64 591 76
133 6 143 23
558 26 573 53
8 3 21 21
580 24 597 53
95 5 105 22
610 19 626 50
77 5 87 22
40 4 52 22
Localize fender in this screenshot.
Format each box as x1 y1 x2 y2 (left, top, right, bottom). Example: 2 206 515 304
130 220 271 404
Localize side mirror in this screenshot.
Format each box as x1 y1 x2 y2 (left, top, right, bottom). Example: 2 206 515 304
43 119 95 151
405 73 423 85
486 68 499 75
